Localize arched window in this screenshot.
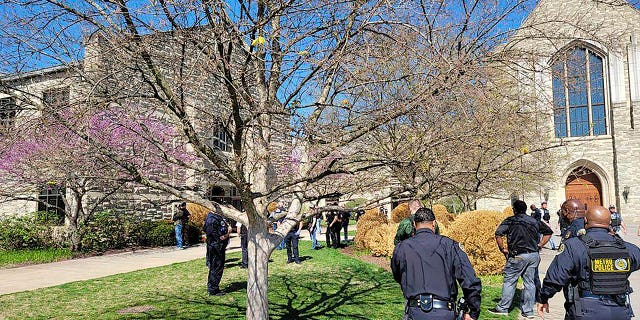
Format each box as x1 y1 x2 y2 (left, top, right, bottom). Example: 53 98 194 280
552 46 606 138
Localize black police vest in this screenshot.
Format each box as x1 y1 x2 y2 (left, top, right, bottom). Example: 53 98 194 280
611 214 621 227
579 234 631 295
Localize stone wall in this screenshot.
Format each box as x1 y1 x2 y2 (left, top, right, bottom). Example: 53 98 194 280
478 0 640 223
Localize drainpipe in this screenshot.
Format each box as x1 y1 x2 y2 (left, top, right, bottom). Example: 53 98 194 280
608 50 621 210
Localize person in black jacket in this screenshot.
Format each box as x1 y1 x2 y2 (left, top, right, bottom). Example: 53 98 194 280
391 208 482 320
204 211 230 296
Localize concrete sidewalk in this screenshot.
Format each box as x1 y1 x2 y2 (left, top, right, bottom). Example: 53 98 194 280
0 235 242 296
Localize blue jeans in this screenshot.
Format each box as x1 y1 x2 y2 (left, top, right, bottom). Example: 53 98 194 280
310 228 318 249
496 252 540 316
174 223 183 248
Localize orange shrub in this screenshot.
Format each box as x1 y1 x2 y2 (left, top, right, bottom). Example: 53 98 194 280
366 223 398 257
432 204 455 228
186 203 211 227
267 202 278 214
444 210 507 275
354 208 389 250
391 203 410 223
503 206 514 217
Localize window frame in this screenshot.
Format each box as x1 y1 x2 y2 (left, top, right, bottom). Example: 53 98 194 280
0 96 18 129
551 44 609 138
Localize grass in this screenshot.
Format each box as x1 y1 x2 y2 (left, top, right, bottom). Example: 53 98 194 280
0 248 72 268
0 246 519 319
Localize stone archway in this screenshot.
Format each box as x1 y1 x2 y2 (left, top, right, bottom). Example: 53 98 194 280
565 167 602 210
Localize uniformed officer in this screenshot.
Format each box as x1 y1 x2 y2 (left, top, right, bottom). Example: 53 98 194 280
560 199 586 241
391 208 481 320
537 205 640 319
325 210 335 248
204 210 230 296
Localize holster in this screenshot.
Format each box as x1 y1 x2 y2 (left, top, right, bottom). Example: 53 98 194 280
417 294 433 312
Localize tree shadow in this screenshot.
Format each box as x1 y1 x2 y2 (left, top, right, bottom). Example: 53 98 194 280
269 265 399 319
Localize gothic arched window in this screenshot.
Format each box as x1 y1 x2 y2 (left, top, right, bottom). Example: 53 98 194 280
552 46 606 138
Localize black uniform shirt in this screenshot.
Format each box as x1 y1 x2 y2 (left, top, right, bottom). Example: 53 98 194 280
562 218 585 240
539 228 640 304
206 213 229 246
391 228 482 319
495 213 553 255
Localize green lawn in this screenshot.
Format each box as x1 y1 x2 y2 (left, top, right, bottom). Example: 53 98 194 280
0 246 519 319
0 248 72 268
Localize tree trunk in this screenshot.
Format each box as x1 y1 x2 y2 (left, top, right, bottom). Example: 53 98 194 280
68 190 84 252
245 225 276 320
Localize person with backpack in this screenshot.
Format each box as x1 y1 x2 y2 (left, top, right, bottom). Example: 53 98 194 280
203 210 230 296
173 202 190 250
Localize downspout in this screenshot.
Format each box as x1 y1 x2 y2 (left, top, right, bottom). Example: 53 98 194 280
608 51 621 210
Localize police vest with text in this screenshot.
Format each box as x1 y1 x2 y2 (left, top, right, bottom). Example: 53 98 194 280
579 234 631 295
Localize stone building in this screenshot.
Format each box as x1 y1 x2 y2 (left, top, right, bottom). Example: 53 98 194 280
0 30 290 221
478 0 640 222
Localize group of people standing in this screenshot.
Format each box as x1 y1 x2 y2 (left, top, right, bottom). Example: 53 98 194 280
390 198 640 320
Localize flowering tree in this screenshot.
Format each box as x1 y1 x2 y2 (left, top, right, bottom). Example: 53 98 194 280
0 107 187 250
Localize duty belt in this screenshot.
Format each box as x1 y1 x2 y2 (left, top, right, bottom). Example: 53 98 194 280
407 297 454 310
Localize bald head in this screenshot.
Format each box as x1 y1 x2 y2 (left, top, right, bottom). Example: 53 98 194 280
585 205 611 229
561 199 585 222
408 199 422 214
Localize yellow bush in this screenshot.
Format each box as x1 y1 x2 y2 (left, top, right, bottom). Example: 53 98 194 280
365 223 398 257
354 208 390 250
502 206 514 217
445 210 507 275
391 203 410 223
267 202 278 214
432 204 455 228
186 203 211 227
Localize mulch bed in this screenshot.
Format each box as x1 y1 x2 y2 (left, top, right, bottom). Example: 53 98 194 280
340 245 391 272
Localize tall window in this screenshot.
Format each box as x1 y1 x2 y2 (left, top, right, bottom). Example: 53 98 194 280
552 47 607 138
209 124 232 152
0 97 17 129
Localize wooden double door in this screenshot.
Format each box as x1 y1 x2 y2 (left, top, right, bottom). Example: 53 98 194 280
565 170 602 210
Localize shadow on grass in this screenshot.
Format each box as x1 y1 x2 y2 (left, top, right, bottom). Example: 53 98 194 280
269 265 400 319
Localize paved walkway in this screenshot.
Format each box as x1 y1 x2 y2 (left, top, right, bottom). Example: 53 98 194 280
0 236 241 295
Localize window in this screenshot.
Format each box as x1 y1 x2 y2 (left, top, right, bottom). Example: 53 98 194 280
42 87 69 108
209 124 232 152
0 97 17 129
38 184 66 223
552 46 607 138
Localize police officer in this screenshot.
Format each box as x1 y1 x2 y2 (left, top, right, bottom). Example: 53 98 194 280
391 208 481 320
204 210 230 296
560 199 586 241
325 210 335 248
537 205 640 319
609 204 628 235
